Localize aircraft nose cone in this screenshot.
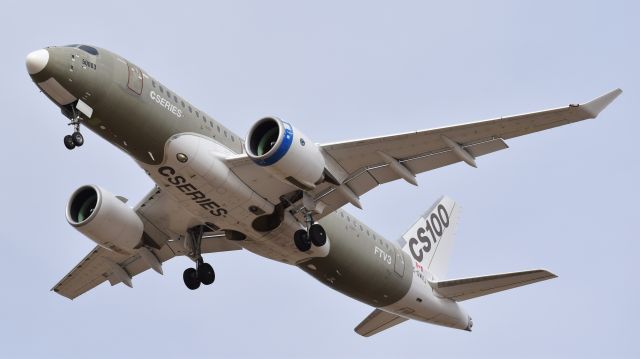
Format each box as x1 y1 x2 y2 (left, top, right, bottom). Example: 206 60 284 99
26 49 49 75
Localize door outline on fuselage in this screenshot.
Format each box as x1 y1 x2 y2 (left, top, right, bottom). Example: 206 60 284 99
394 249 405 277
127 63 143 95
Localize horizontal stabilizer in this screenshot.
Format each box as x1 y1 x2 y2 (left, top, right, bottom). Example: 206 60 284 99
429 269 557 302
355 309 408 337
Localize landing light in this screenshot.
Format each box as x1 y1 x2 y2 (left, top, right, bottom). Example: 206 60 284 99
176 153 188 163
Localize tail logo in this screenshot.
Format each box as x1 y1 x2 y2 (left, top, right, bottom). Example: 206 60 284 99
408 204 450 262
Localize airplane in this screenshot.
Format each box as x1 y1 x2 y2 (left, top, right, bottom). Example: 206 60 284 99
26 44 621 336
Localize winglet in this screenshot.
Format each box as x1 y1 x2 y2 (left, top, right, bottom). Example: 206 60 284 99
579 88 623 118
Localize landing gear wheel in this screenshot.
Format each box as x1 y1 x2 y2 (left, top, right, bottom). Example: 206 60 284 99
198 262 215 285
309 224 326 247
63 135 75 150
72 131 84 147
294 229 311 252
183 267 200 290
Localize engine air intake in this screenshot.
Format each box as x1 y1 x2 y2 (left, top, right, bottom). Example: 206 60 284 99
246 117 293 166
68 186 98 224
66 185 144 254
244 117 326 190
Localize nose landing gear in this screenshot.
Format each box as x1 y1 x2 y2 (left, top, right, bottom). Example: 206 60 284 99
182 226 216 290
63 108 84 150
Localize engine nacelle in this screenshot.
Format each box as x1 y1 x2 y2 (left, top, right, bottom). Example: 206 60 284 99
245 117 325 190
66 185 143 254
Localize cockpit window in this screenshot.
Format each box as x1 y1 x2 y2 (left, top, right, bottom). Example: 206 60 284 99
64 44 79 48
78 45 99 55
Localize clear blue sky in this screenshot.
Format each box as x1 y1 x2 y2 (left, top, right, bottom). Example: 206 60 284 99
1 1 638 358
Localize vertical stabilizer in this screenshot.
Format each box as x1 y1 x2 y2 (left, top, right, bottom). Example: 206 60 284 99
400 196 459 279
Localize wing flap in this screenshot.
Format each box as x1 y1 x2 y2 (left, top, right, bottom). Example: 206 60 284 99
398 137 508 180
429 269 557 302
314 138 508 208
52 246 125 299
354 309 408 337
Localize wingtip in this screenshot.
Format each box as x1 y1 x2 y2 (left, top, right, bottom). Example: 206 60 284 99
580 88 623 118
538 269 559 279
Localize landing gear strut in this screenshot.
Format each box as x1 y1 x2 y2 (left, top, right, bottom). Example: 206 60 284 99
64 110 84 150
293 209 327 252
183 226 216 290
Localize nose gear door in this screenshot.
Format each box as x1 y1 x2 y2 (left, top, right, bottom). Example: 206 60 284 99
127 63 143 95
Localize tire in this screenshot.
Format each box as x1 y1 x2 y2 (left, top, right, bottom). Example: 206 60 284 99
294 229 311 252
183 268 200 290
309 224 327 247
72 132 84 147
64 135 75 150
198 262 215 285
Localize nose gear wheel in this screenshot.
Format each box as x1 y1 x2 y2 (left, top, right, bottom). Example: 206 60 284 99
64 135 75 150
72 131 84 146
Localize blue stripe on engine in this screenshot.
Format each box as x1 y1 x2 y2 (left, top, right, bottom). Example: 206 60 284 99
257 121 294 166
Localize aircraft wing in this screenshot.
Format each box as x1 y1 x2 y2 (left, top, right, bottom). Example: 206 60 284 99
228 89 621 214
314 89 621 210
52 187 242 300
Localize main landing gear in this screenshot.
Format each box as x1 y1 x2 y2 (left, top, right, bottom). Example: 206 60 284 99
183 259 215 290
183 226 216 290
64 114 84 150
293 210 327 252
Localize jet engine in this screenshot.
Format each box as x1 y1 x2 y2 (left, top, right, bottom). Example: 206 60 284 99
66 185 143 254
245 117 325 190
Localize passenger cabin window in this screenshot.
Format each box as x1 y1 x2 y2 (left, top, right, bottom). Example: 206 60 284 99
181 101 185 107
159 86 164 93
196 111 200 118
152 80 156 88
189 106 192 113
